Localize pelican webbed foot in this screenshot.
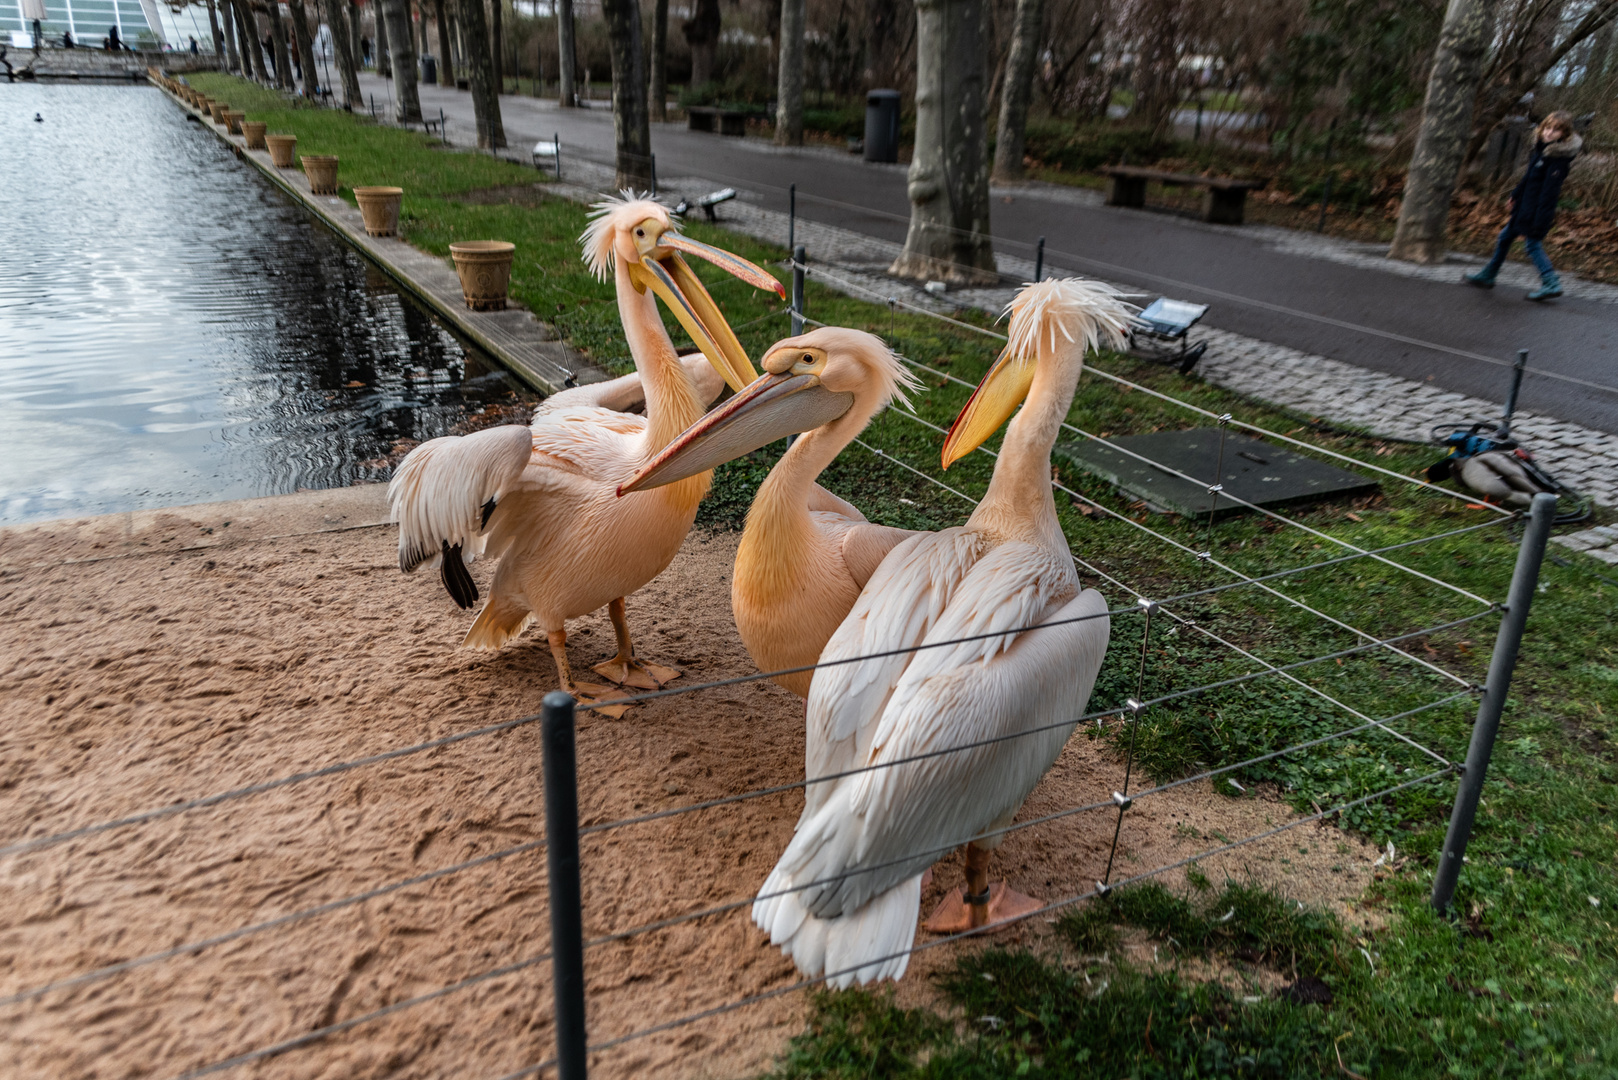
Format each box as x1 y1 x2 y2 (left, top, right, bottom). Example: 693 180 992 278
547 628 635 717
591 597 682 689
922 843 1042 933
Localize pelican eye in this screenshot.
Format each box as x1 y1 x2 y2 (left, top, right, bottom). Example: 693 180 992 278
634 228 645 238
801 353 813 364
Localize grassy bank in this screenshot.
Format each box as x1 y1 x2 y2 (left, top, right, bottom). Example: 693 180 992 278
184 74 1618 1077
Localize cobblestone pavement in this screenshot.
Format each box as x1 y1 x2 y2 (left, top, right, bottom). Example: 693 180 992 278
1553 524 1618 564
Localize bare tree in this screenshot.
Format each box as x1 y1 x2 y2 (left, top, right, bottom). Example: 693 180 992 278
650 0 669 119
239 0 270 81
1467 0 1618 159
221 0 242 72
993 0 1041 179
891 0 997 284
1389 0 1501 263
435 0 456 85
776 0 806 143
203 0 225 66
558 0 578 105
377 2 391 76
684 0 721 87
382 0 423 121
863 0 915 90
491 0 504 95
270 2 295 88
454 0 505 142
288 0 319 98
603 0 654 186
349 0 364 74
324 0 363 105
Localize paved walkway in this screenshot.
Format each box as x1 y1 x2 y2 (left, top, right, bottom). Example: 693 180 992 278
349 75 1618 507
357 74 1618 437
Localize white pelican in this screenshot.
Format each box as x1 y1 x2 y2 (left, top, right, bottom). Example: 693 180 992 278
620 327 923 697
388 196 784 700
750 278 1133 987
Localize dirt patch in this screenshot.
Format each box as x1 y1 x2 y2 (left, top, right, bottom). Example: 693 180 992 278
0 486 1380 1080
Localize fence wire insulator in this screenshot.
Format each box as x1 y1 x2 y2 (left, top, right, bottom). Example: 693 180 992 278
1124 697 1145 716
1196 550 1212 560
1095 880 1112 897
1135 597 1159 615
1207 483 1224 495
1112 791 1133 811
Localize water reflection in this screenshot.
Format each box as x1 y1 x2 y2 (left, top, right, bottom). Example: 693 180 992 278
0 82 529 524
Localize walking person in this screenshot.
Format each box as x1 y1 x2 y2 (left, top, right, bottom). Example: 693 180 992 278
1464 111 1583 302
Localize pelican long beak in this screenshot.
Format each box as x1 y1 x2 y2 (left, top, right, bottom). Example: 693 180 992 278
618 370 854 494
940 345 1035 470
629 235 784 393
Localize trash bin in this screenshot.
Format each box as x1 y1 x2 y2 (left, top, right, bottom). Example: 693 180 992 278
420 54 437 85
864 89 901 163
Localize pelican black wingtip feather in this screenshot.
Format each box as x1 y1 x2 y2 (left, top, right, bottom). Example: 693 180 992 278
440 540 479 609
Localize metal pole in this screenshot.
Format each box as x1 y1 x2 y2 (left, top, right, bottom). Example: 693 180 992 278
791 245 806 337
440 106 446 144
1500 349 1528 438
1430 492 1556 913
788 182 796 253
649 154 656 197
542 691 588 1079
1033 236 1045 283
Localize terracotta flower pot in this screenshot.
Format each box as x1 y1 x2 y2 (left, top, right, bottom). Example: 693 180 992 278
353 186 404 237
265 134 297 168
241 121 268 150
209 103 228 125
449 241 516 311
225 110 245 135
301 154 339 195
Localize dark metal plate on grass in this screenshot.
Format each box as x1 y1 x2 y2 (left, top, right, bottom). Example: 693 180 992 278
1057 428 1378 519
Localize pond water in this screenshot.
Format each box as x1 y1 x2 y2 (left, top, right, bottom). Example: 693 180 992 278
0 82 529 525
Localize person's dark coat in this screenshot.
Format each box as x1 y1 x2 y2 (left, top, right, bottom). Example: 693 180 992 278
1510 132 1583 241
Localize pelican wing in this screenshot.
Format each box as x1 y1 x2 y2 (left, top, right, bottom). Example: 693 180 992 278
840 523 919 590
390 425 535 579
534 354 726 417
798 543 1102 919
802 528 988 816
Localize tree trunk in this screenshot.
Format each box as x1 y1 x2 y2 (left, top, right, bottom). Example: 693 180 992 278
456 0 505 144
240 0 269 81
489 0 503 95
204 0 225 65
1389 0 1501 264
863 0 902 89
377 4 391 77
382 0 423 120
325 0 363 105
602 0 653 187
271 3 295 89
288 0 319 98
992 0 1040 180
220 0 241 72
435 0 455 85
890 0 996 284
649 0 668 120
774 0 805 144
683 0 720 87
348 0 363 71
557 0 577 105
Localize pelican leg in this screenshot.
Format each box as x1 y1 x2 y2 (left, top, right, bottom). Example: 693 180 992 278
591 597 682 690
922 844 1044 933
549 628 631 719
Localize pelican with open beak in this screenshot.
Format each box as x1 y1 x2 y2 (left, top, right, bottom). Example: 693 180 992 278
621 327 923 697
389 194 786 705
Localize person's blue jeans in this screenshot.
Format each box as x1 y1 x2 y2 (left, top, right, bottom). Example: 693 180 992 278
1482 223 1555 279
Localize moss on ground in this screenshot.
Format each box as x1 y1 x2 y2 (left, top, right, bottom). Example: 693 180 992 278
182 76 1618 1077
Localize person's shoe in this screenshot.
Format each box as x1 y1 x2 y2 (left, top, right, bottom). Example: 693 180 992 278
1463 269 1497 288
1526 273 1562 301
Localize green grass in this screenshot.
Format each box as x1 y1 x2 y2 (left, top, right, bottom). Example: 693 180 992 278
181 77 1618 1075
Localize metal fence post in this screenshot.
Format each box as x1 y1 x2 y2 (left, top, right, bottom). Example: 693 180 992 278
788 182 796 253
1500 349 1528 438
1033 236 1045 283
1431 492 1555 912
555 132 562 182
542 691 588 1079
791 245 806 337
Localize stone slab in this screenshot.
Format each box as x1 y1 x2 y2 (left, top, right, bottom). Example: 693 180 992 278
1057 428 1378 519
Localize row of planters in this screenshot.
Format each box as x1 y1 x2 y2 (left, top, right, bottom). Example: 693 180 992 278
153 70 516 313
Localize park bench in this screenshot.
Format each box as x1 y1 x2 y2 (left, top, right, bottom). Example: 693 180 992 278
686 105 748 136
1100 165 1267 225
673 187 737 222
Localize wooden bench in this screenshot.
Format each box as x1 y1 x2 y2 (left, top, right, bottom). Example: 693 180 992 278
686 105 748 137
1100 165 1267 225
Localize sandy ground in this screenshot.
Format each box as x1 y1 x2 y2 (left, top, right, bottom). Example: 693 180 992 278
0 486 1382 1080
